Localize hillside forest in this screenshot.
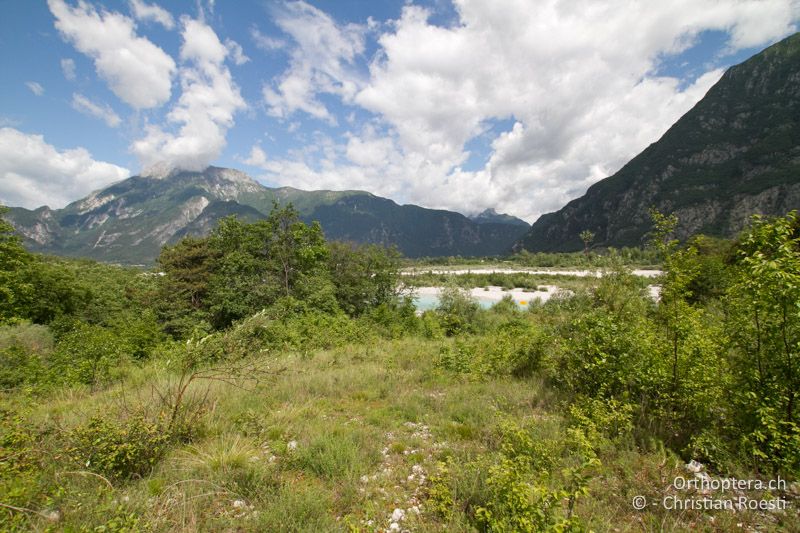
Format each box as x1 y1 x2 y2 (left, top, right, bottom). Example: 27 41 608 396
0 205 799 531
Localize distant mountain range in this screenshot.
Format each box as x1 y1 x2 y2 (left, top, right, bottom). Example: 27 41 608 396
516 32 800 252
470 208 529 226
9 33 800 262
5 166 529 264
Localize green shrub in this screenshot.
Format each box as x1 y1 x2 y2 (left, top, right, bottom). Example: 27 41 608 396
473 420 592 532
0 323 53 389
50 322 132 387
361 297 419 338
68 416 171 482
475 456 561 533
567 397 633 450
436 323 547 378
437 285 479 336
490 295 520 316
108 310 165 359
557 310 651 399
427 460 455 520
419 311 444 339
0 346 46 390
437 340 475 374
0 322 53 352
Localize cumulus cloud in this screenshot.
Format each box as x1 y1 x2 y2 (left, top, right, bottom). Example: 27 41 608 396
259 0 798 221
72 93 122 128
129 0 175 30
60 58 76 80
243 144 268 167
0 127 129 209
25 82 44 96
262 1 366 123
48 0 176 109
131 17 246 171
225 38 250 65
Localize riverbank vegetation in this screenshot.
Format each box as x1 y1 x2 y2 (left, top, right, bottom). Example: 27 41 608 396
404 246 663 270
1 206 798 531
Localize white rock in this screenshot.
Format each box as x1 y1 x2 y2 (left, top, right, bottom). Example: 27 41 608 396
287 440 298 451
392 508 405 521
685 460 703 473
233 500 247 509
389 523 400 531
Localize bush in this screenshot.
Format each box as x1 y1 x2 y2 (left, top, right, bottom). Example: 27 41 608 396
419 311 444 339
556 310 654 399
0 322 52 389
108 310 165 359
472 420 593 532
0 322 53 353
436 322 548 378
0 346 46 390
567 396 634 450
67 416 171 482
50 322 132 387
436 285 479 336
222 299 371 355
361 297 419 338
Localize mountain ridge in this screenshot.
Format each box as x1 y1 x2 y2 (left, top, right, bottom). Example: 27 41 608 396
516 32 800 252
6 167 529 264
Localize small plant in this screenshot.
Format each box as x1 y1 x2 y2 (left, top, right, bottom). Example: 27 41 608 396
426 461 455 520
68 415 171 482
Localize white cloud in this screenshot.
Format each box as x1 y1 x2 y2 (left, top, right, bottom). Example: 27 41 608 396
0 127 129 209
129 0 175 30
25 82 44 96
225 38 250 65
48 0 176 109
243 144 268 167
60 58 76 81
72 93 122 128
131 17 246 171
262 1 366 123
260 0 797 221
251 27 285 51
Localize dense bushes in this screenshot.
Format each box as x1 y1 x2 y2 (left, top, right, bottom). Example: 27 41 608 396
540 211 800 477
437 320 547 378
156 206 404 336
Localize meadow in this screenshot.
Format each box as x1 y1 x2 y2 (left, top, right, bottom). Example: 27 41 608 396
1 207 798 532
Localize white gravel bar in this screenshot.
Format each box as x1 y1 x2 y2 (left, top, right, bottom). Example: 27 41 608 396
403 268 662 278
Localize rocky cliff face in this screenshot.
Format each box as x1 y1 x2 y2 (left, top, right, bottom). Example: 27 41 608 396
6 166 529 264
517 32 800 252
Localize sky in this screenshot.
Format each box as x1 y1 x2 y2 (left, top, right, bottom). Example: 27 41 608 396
1 0 798 222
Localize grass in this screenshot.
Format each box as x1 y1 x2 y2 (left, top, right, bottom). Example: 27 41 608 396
2 334 797 531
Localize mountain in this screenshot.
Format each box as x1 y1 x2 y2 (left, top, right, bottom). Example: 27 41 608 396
470 208 529 226
517 32 800 252
6 166 529 264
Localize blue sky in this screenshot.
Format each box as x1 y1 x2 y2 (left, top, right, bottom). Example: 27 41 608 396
1 1 798 221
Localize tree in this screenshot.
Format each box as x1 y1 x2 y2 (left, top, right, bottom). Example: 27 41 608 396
731 211 800 423
156 236 217 337
327 241 402 316
647 209 701 425
579 230 595 256
206 205 333 328
0 207 34 323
